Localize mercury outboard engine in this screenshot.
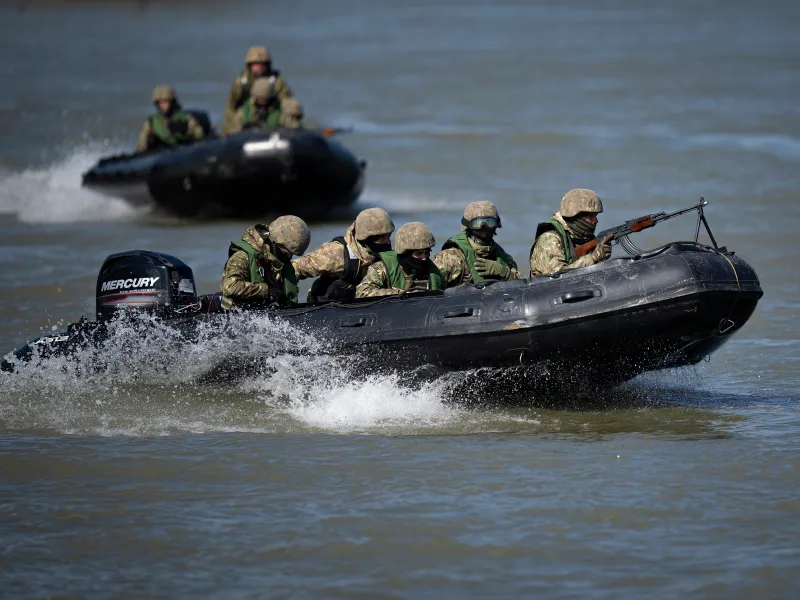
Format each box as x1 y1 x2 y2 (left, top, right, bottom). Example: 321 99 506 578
96 250 198 321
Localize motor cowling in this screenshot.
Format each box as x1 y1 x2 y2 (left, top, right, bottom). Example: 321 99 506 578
96 250 198 321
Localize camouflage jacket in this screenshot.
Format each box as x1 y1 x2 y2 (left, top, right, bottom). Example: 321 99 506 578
136 112 205 153
226 100 281 135
529 212 598 277
220 226 286 309
279 113 304 129
222 70 293 135
433 235 522 287
292 223 376 282
355 261 415 298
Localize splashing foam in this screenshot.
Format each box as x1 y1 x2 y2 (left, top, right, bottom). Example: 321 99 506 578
0 144 142 224
0 311 461 436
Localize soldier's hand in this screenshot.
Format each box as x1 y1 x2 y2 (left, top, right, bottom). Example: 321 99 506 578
591 234 613 262
474 257 510 279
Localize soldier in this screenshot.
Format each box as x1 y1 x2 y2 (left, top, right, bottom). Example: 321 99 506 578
434 201 522 287
220 215 310 310
136 86 206 153
293 208 395 303
227 79 281 134
222 46 293 134
529 188 612 277
355 222 445 298
279 97 305 129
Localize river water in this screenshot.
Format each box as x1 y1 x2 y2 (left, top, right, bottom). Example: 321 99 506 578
1 1 798 598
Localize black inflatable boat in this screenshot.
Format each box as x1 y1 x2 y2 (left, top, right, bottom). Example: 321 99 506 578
3 238 763 393
82 113 366 219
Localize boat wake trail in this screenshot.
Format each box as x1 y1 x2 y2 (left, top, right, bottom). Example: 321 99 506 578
0 144 141 224
0 313 466 436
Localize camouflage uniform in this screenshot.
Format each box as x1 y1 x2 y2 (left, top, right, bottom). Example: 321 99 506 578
355 222 443 298
220 216 310 309
222 46 293 135
293 224 375 282
529 189 611 276
279 97 304 129
226 78 281 135
434 236 522 287
220 226 286 309
136 86 205 152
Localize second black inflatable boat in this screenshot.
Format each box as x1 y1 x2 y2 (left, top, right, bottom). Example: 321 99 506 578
82 119 366 220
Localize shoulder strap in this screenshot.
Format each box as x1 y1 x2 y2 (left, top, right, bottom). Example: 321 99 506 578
442 231 483 283
379 251 406 289
229 240 263 284
531 220 576 264
332 236 360 284
149 114 176 146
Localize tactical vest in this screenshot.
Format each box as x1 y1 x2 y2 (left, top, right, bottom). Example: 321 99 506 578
149 110 192 148
236 71 280 110
308 236 361 303
378 251 443 291
442 231 513 284
530 219 577 268
241 101 282 129
227 240 298 304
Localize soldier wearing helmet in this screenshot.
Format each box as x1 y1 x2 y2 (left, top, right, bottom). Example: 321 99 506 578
227 78 282 134
356 222 445 298
220 216 310 310
529 188 612 277
222 46 294 135
279 97 305 129
136 85 206 153
433 201 522 287
293 208 395 303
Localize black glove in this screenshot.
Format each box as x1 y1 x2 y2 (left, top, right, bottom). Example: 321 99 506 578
324 279 356 301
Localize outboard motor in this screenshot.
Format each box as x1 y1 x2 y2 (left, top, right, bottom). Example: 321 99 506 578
96 250 198 321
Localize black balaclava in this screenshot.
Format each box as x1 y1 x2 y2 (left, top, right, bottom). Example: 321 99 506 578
364 236 391 255
565 215 597 244
398 252 429 274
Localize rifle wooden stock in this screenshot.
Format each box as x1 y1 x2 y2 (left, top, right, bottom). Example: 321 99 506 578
575 238 597 258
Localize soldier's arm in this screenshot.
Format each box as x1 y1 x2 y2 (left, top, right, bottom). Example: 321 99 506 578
505 258 524 280
355 263 402 298
292 242 346 280
136 120 152 153
220 251 270 301
433 249 467 287
222 79 243 134
225 109 245 135
275 76 293 100
530 231 596 276
186 116 206 141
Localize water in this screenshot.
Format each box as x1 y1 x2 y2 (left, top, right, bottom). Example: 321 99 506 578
1 0 799 597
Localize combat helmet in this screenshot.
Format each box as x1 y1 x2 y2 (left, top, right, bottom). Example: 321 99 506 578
559 189 603 218
395 222 435 255
251 78 275 101
462 200 501 230
280 97 303 118
354 208 395 241
268 215 310 256
245 46 270 65
152 85 177 103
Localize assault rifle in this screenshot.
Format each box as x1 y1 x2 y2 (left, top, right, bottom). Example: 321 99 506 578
575 197 712 258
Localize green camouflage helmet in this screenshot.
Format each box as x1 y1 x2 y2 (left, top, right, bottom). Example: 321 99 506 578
560 189 603 218
268 215 310 256
250 78 275 100
395 222 435 254
152 85 177 102
245 46 270 64
280 97 303 117
462 200 501 228
355 207 395 241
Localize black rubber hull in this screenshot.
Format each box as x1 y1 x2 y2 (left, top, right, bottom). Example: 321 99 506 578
4 244 763 399
82 128 365 219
